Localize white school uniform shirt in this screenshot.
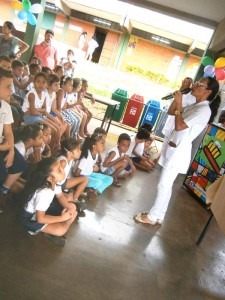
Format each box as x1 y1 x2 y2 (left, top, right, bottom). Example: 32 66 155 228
78 150 98 176
15 140 33 160
126 136 136 157
60 92 68 109
132 142 144 157
162 93 196 138
101 146 125 172
45 90 56 113
159 100 211 174
57 155 73 185
22 89 46 113
0 100 14 143
67 92 78 105
25 185 62 215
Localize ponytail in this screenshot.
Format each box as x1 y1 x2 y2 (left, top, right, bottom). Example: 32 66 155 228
205 77 221 124
80 133 103 159
208 94 221 124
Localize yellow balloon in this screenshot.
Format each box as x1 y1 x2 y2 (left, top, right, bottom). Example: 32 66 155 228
11 0 23 10
215 57 225 69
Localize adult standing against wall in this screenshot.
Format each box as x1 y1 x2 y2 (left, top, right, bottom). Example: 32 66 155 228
33 29 58 70
0 21 29 58
85 36 99 61
78 32 87 50
134 77 221 225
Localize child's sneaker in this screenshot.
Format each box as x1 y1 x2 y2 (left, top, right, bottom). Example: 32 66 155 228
43 233 66 246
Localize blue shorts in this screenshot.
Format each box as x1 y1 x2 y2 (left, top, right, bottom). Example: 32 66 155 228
23 114 47 124
21 198 63 235
0 148 28 184
131 157 142 164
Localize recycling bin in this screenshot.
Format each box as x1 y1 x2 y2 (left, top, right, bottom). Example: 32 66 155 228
154 107 168 138
139 100 161 127
122 94 145 128
106 89 129 122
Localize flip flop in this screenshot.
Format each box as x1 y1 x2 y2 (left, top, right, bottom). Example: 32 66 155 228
134 213 156 225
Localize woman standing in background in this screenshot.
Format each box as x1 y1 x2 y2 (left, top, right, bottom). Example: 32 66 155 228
0 21 29 58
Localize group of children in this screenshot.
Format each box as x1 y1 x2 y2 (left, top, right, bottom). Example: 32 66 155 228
0 54 157 246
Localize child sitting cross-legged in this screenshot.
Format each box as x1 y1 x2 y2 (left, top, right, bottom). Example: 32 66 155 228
76 133 113 200
57 138 89 215
20 157 77 246
101 133 136 187
127 128 154 171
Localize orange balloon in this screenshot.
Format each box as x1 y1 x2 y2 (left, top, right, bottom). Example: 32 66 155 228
11 0 23 10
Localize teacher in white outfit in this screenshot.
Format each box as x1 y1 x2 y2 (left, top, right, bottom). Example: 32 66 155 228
134 77 221 225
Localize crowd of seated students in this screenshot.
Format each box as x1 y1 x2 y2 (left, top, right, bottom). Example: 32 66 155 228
0 52 157 246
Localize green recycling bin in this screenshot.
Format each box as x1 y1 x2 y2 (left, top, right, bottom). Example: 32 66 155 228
106 89 129 122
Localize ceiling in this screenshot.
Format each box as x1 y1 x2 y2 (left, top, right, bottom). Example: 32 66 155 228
117 0 225 28
53 0 225 52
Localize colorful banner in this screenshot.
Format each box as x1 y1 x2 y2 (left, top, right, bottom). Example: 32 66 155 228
184 124 225 202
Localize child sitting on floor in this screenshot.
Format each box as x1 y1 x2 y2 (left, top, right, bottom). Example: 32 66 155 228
20 157 77 246
57 138 88 212
76 133 113 200
102 133 136 186
127 128 153 171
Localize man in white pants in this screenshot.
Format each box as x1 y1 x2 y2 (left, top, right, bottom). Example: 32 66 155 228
134 77 220 225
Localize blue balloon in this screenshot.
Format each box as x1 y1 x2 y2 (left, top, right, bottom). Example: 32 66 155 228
27 11 37 25
203 72 215 78
18 10 27 20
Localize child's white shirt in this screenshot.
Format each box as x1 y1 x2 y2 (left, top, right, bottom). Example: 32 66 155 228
132 142 144 157
22 88 46 113
101 146 124 172
126 135 136 157
25 185 62 214
57 155 73 185
67 92 78 105
0 99 14 143
45 90 56 113
15 140 34 160
78 150 98 176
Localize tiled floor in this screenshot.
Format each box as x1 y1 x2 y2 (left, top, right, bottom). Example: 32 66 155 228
1 120 225 300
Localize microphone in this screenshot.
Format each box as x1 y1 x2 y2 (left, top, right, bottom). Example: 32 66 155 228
161 88 191 100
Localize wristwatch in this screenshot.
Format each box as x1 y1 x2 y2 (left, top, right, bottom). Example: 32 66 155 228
174 110 181 115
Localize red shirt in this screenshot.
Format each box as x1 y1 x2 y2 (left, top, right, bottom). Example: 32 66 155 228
34 42 57 70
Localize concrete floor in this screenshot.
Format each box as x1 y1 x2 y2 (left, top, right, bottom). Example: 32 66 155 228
1 121 225 300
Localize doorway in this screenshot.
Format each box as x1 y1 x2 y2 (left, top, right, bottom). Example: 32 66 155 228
92 27 107 63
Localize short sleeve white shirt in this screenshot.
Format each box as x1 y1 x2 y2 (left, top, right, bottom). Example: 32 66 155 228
0 100 14 143
25 185 62 214
15 140 33 160
78 150 98 176
126 135 136 157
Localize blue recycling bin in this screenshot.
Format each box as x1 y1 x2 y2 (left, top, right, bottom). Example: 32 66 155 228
139 100 161 126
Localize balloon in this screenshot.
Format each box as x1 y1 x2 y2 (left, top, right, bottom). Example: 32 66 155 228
27 11 37 26
11 0 23 10
201 56 214 67
18 10 27 20
215 68 225 80
22 0 31 11
204 65 215 76
30 3 43 14
214 57 225 69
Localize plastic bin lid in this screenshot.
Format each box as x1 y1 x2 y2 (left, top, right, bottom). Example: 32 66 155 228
146 100 161 108
130 94 144 103
114 88 128 97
